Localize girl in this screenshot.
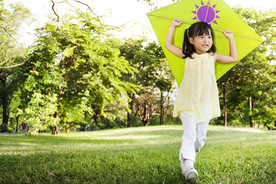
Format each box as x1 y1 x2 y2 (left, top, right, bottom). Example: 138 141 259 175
165 18 238 183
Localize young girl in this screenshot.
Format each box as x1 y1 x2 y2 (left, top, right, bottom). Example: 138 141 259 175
165 18 238 183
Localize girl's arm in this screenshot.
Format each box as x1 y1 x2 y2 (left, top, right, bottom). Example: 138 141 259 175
215 30 238 63
165 18 184 58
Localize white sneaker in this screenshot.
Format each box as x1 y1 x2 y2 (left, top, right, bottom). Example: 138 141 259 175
185 167 198 183
180 161 198 183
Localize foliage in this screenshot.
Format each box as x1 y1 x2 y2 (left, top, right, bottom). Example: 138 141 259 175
0 125 275 183
119 39 176 126
14 11 138 133
0 2 31 132
23 93 59 133
2 1 275 132
216 8 276 128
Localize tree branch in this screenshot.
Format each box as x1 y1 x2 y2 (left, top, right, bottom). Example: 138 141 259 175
50 0 60 22
0 57 29 69
71 0 105 29
0 60 8 65
0 26 18 43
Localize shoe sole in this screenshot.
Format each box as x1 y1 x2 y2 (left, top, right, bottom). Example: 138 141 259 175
186 171 198 183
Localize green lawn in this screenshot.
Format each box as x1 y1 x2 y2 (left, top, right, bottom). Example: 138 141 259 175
0 125 275 184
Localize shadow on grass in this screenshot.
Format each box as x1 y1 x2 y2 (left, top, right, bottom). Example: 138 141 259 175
0 126 275 183
0 138 186 184
0 128 183 149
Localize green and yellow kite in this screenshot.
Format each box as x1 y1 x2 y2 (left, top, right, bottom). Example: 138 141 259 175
147 0 263 86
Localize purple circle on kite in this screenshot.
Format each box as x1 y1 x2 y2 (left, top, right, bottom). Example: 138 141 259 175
197 5 215 23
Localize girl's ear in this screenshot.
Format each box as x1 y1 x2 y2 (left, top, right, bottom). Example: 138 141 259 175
189 37 194 45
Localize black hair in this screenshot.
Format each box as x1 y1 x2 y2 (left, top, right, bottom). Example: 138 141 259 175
182 22 216 59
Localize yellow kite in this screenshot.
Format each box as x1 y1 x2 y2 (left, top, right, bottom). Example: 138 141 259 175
147 0 263 86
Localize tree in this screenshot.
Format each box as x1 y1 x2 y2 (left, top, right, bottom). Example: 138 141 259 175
149 42 175 125
0 2 31 132
18 10 138 134
119 39 174 126
217 8 276 128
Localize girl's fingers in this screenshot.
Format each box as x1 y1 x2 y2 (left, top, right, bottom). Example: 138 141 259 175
223 30 233 34
223 30 234 39
174 18 183 24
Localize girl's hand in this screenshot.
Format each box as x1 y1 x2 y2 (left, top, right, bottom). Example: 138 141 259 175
215 30 238 63
165 18 184 58
171 18 183 27
223 30 234 39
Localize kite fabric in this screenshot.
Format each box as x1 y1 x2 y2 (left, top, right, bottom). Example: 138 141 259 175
147 0 263 87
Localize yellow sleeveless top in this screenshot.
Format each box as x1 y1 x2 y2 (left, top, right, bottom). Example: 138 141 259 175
173 52 220 123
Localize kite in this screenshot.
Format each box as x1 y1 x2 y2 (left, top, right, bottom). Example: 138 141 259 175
147 0 263 87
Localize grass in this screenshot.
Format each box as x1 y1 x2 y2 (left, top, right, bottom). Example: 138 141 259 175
0 125 275 184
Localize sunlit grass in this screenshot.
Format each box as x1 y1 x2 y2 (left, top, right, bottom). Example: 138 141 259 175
0 125 275 183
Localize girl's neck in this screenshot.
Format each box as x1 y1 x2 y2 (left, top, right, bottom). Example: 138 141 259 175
194 51 208 55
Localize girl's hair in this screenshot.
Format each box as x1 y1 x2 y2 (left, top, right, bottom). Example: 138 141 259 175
182 22 216 59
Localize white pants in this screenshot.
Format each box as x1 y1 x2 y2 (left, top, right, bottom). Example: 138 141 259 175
179 112 209 162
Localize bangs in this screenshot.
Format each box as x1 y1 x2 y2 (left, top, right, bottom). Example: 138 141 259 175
191 22 213 37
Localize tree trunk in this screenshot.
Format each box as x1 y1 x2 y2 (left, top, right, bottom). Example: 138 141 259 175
142 102 148 126
140 101 156 126
162 93 171 125
1 91 8 132
127 93 135 127
83 111 89 131
222 83 228 126
248 96 255 127
0 73 9 132
137 92 157 127
51 112 59 135
160 92 164 125
15 116 19 132
138 101 151 126
142 120 149 126
51 125 59 135
162 101 169 125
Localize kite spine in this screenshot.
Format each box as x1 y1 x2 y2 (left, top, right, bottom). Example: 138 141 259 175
148 14 263 42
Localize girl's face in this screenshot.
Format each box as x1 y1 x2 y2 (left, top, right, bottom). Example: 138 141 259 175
189 30 213 54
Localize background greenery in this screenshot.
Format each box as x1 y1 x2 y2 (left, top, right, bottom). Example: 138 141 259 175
0 0 275 134
0 125 275 183
0 1 274 183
